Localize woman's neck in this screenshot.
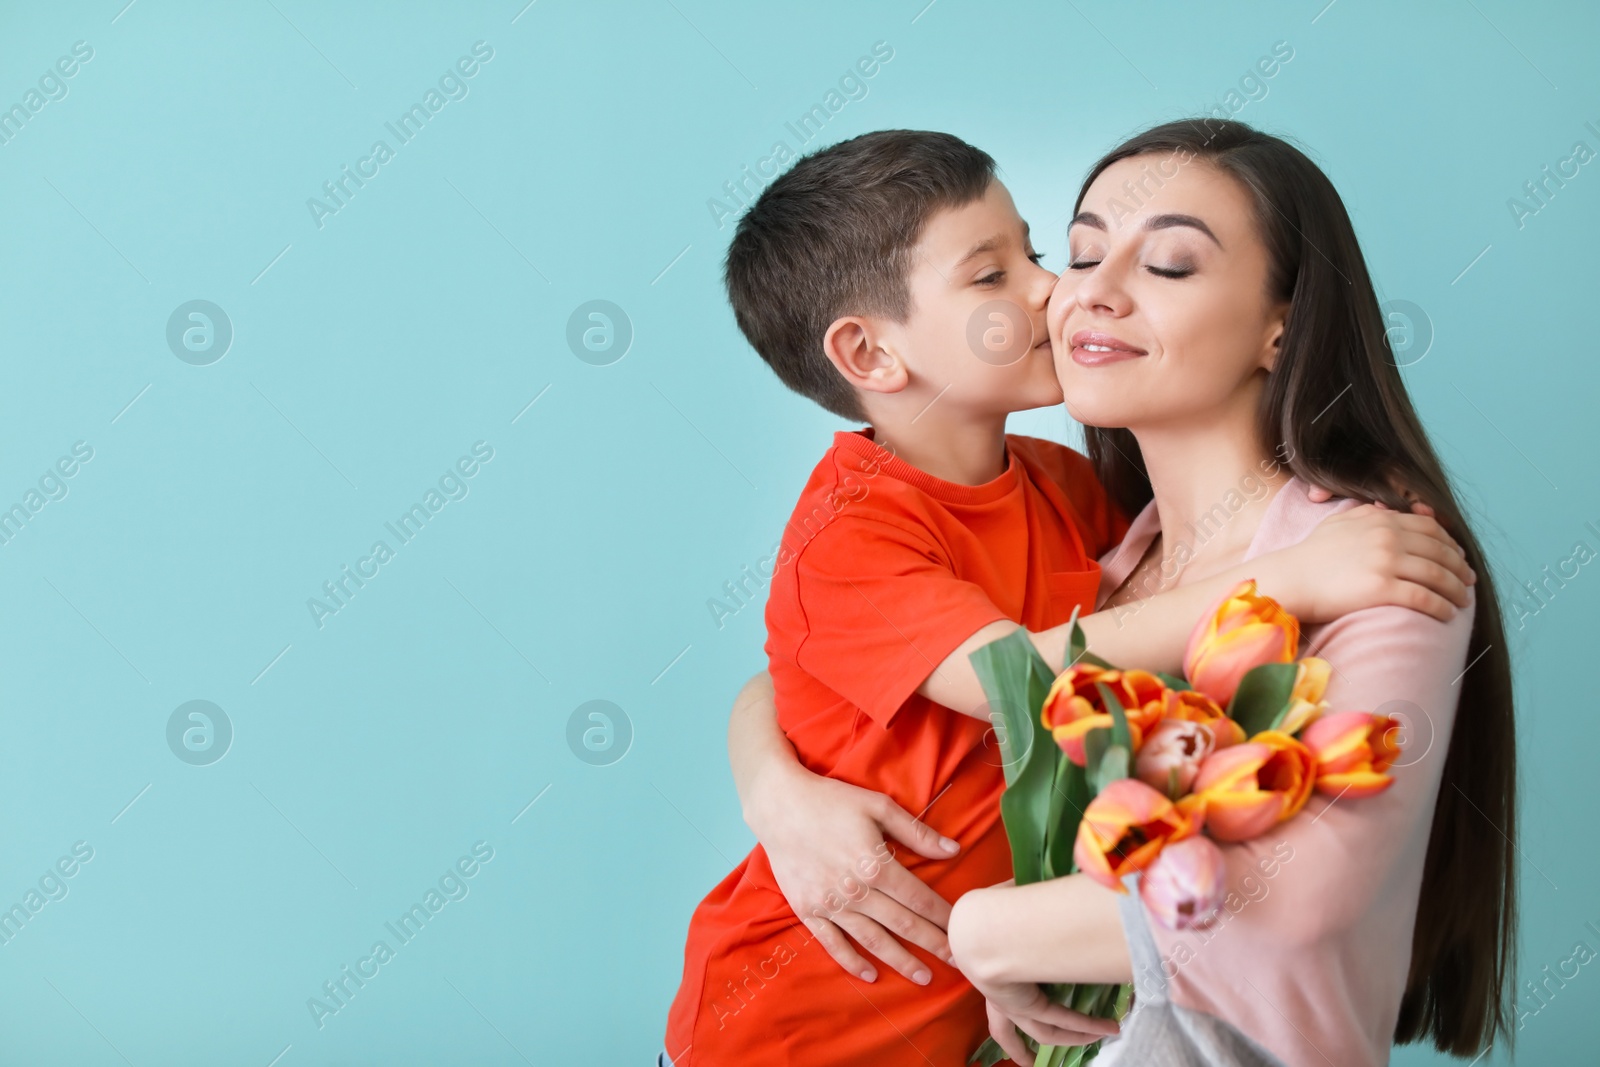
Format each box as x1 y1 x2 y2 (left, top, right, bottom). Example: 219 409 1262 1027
1131 411 1290 586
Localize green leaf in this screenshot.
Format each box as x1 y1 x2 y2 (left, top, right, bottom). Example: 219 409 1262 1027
1095 682 1133 751
1062 605 1119 672
1041 755 1068 880
1045 757 1090 879
1065 604 1086 671
970 630 1061 886
1092 744 1129 794
1112 981 1134 1019
1021 981 1125 1067
1081 726 1110 781
967 1037 1010 1066
971 631 1047 788
1227 661 1300 737
1156 671 1192 691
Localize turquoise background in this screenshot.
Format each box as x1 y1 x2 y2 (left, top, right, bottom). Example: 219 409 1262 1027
0 1 1595 1063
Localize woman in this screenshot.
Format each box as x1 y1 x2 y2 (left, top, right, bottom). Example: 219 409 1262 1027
728 120 1515 1066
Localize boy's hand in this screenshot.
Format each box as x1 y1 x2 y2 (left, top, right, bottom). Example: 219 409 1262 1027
1265 503 1474 623
746 762 961 985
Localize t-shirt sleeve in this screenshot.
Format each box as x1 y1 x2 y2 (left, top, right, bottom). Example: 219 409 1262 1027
788 515 1011 728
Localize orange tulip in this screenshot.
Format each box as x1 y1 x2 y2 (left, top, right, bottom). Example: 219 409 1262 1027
1073 778 1204 892
1163 689 1246 749
1042 665 1166 766
1302 711 1400 798
1183 580 1300 704
1279 657 1332 735
1191 730 1315 841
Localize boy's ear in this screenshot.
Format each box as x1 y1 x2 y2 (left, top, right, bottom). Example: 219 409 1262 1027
822 316 909 396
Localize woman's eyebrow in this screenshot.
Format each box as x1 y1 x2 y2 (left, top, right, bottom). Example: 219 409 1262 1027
1069 210 1223 248
1147 213 1222 247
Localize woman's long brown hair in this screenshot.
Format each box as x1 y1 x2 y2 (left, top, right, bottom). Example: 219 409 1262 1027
1072 118 1517 1056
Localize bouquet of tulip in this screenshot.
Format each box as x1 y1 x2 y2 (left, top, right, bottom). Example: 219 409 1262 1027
966 580 1400 1067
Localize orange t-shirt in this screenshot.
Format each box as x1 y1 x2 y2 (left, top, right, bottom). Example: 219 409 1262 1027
664 429 1127 1067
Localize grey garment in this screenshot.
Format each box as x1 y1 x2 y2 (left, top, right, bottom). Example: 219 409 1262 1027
1092 872 1290 1067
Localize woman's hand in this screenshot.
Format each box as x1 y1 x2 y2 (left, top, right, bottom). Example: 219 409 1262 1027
728 671 962 983
949 881 1122 1064
746 757 964 984
980 988 1120 1067
1264 503 1474 623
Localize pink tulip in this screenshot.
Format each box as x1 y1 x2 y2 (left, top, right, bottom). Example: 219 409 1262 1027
1134 718 1215 797
1140 835 1227 930
1183 580 1300 704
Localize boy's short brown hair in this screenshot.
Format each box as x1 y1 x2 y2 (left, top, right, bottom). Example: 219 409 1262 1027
724 130 997 420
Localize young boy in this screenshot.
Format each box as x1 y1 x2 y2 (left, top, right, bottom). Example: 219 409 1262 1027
662 131 1468 1066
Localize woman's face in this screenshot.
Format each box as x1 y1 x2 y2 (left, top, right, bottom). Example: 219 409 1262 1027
1047 154 1288 432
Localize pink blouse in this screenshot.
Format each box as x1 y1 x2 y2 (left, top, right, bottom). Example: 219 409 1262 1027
1095 478 1474 1067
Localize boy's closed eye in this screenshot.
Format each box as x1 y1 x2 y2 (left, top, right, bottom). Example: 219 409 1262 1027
976 250 1045 286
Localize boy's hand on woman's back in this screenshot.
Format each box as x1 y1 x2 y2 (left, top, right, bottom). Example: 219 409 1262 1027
1265 502 1474 624
746 763 962 986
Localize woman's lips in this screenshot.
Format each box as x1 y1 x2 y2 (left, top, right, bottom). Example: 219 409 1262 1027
1070 329 1147 367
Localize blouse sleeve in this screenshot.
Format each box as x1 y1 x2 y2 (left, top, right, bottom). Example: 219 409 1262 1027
1141 595 1474 1063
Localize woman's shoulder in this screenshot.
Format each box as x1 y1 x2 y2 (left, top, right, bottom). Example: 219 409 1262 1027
1258 477 1476 675
1245 477 1360 557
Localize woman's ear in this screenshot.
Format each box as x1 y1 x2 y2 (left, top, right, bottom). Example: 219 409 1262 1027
1261 302 1289 372
822 316 909 395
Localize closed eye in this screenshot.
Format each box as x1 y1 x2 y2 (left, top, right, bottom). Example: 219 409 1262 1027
1068 260 1193 279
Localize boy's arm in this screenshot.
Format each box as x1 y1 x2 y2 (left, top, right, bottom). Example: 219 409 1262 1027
920 504 1474 718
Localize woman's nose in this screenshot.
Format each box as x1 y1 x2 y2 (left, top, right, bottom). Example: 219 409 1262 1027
1074 259 1131 317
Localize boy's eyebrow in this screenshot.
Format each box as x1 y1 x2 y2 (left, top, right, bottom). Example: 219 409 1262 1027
1069 211 1222 248
952 221 1032 269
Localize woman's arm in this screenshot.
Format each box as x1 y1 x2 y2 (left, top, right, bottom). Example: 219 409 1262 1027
728 671 963 984
948 873 1131 985
951 597 1474 1061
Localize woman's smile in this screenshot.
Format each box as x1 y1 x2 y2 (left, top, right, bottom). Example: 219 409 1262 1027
1069 329 1146 367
